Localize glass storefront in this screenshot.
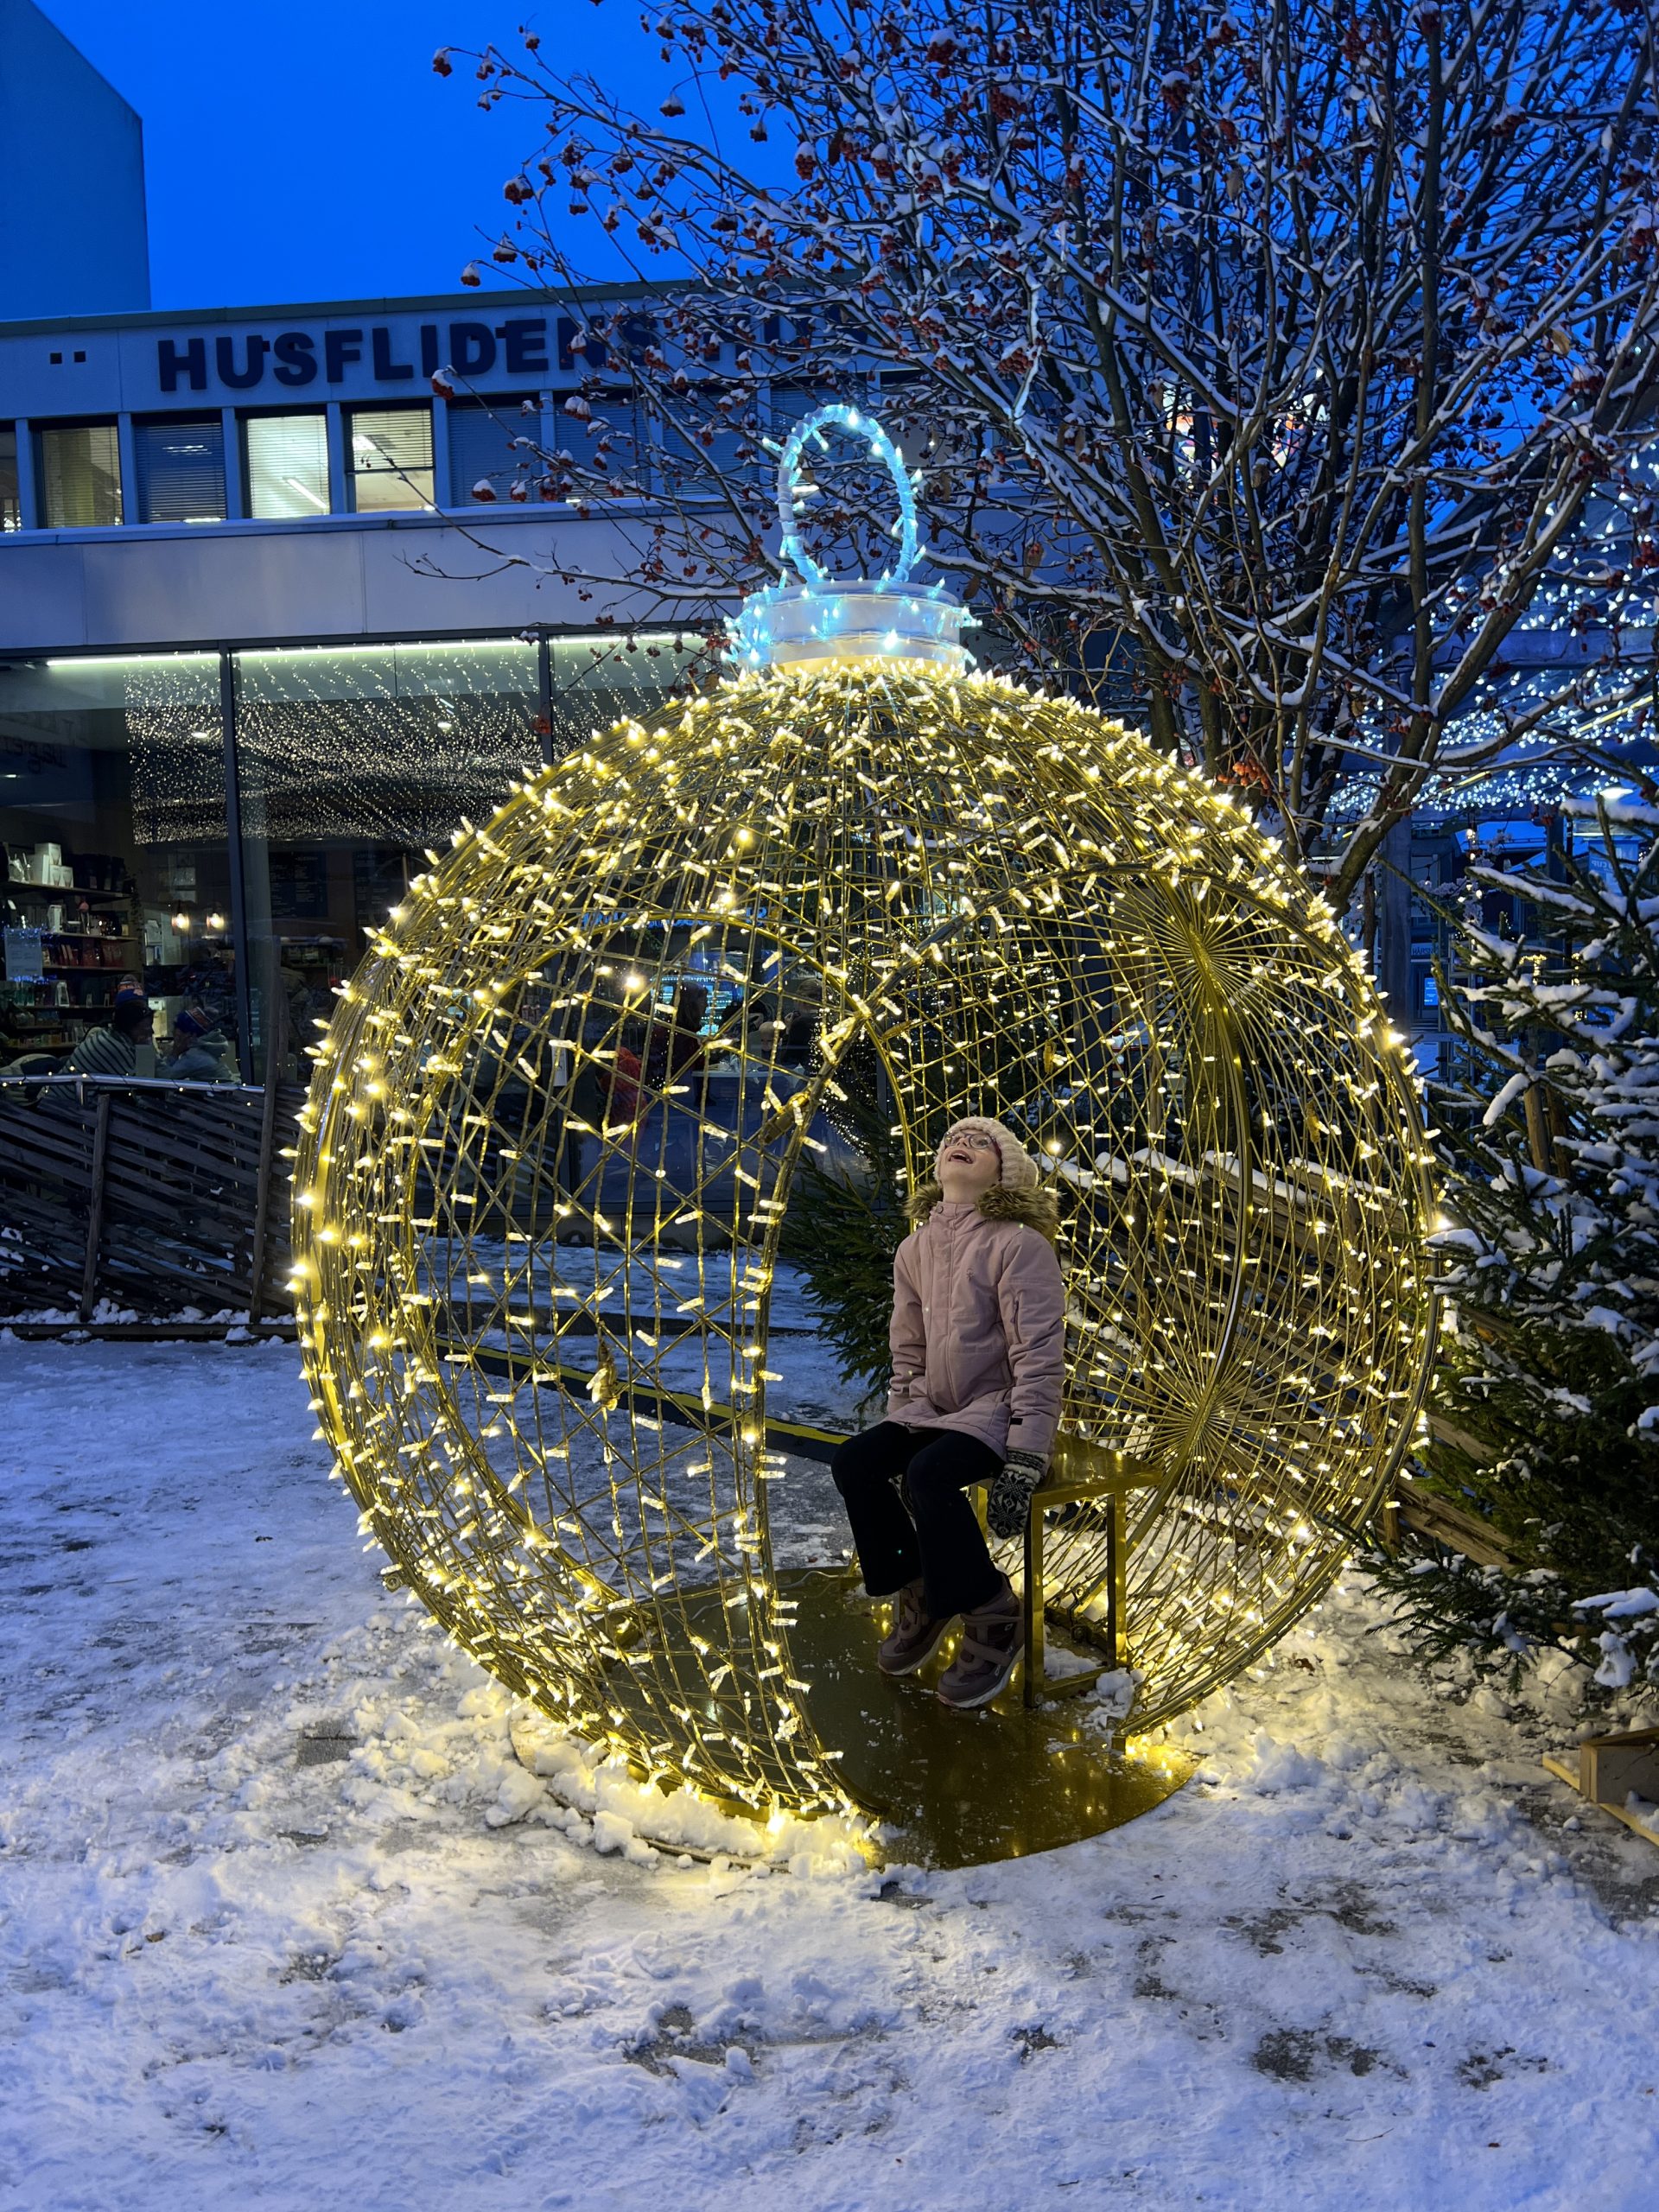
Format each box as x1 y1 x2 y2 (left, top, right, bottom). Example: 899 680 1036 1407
0 632 699 1083
236 639 540 1076
0 653 234 1073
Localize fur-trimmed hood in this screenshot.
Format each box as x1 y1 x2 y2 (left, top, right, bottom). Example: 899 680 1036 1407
905 1179 1061 1243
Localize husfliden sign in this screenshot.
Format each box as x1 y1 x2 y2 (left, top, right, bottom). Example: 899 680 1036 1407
156 315 613 395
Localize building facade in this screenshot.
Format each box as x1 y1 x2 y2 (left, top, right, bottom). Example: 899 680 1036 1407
0 0 149 321
0 289 709 1080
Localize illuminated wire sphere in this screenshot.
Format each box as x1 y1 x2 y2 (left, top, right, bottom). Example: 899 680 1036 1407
291 659 1435 1827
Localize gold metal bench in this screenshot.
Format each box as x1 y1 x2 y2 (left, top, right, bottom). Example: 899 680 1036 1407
460 1348 1163 1713
977 1434 1165 1708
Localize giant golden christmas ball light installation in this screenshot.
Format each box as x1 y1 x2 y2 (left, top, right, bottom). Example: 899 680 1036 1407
292 406 1434 1834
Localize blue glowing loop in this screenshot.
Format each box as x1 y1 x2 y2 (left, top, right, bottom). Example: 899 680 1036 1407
727 403 968 671
776 404 919 588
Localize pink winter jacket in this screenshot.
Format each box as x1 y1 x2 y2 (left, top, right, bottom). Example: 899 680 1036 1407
886 1183 1067 1459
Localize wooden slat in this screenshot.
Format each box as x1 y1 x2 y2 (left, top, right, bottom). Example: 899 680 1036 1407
1 1319 297 1342
0 1077 302 1320
1390 1474 1516 1567
1541 1751 1659 1853
77 1091 113 1324
247 984 289 1325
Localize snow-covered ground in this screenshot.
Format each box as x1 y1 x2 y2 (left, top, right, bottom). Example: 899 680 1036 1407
2 1337 1656 2212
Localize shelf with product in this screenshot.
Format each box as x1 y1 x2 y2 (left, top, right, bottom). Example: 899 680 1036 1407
40 937 138 963
4 862 143 973
0 992 74 1054
2 866 145 1057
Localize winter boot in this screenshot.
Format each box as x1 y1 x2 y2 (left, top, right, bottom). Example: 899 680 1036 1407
937 1578 1025 1709
877 1577 954 1676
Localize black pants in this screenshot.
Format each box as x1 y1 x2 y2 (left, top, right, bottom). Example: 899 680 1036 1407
830 1421 1005 1622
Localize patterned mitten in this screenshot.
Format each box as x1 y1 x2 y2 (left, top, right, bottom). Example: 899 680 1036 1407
988 1447 1048 1540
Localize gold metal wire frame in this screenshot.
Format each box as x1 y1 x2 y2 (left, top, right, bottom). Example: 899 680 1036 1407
291 663 1436 1822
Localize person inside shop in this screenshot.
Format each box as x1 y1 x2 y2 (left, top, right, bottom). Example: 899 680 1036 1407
556 994 645 1231
159 1001 238 1084
177 947 238 1039
609 1020 645 1132
60 985 155 1079
830 1116 1067 1711
643 983 710 1099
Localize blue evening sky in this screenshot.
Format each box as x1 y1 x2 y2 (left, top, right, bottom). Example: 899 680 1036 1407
43 0 674 308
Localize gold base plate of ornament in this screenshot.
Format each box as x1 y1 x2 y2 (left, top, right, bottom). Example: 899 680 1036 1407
779 1568 1196 1869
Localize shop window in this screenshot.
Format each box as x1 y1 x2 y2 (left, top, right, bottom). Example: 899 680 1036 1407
234 639 537 1076
232 635 700 1077
639 391 755 499
0 426 18 530
448 396 537 505
346 406 434 512
0 654 241 1079
35 421 122 529
243 412 330 518
134 416 226 525
543 633 701 757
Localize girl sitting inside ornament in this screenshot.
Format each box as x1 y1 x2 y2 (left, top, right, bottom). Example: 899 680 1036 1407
830 1116 1065 1709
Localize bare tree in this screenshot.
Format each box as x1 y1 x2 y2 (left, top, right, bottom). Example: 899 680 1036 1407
442 0 1659 905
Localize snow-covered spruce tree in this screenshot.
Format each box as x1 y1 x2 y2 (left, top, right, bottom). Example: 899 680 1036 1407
778 1064 909 1398
442 0 1659 903
1368 798 1659 1695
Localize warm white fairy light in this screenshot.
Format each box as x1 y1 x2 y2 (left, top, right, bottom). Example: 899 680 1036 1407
290 650 1436 1826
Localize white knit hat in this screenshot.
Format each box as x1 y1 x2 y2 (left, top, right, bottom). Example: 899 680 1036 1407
935 1116 1040 1192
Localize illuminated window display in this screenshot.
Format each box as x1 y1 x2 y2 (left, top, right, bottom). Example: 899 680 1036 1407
0 632 698 1080
0 653 233 1068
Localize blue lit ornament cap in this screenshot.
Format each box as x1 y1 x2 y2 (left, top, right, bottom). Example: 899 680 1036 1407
728 403 972 673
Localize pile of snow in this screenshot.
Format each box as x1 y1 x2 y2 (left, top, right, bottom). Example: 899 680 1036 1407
3 1338 1658 2210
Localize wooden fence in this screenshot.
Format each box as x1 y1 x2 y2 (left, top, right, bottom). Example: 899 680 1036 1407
0 1076 302 1325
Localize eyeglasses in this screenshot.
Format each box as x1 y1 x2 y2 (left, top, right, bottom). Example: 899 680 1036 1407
944 1129 998 1152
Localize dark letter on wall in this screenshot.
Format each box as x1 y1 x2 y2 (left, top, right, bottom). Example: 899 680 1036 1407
325 329 364 382
448 321 497 378
214 334 270 390
272 332 318 386
556 318 607 372
501 318 549 375
157 337 207 392
420 324 440 378
371 327 415 380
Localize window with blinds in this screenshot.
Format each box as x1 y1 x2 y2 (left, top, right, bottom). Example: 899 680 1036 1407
134 416 227 524
346 406 434 512
244 413 331 518
447 397 536 505
640 390 759 498
0 425 18 530
36 421 122 528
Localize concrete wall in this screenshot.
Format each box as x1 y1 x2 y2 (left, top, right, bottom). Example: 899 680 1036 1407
0 0 149 321
0 290 631 419
0 505 695 653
